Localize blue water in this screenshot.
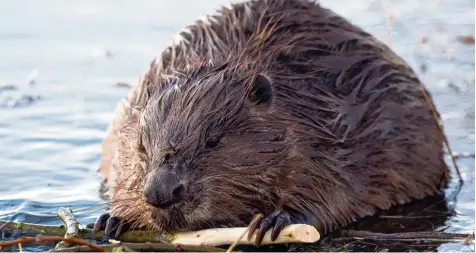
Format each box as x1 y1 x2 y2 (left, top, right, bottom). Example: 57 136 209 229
0 0 474 251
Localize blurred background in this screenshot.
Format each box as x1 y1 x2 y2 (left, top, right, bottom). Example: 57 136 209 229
0 0 474 251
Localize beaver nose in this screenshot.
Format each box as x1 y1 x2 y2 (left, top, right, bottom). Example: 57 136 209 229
143 170 184 208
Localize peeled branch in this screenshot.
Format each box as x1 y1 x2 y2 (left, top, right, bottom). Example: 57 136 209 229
172 224 320 246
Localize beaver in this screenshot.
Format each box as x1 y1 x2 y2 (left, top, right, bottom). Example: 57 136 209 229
94 0 450 246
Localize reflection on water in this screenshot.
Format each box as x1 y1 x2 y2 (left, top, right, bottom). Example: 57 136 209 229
0 0 474 251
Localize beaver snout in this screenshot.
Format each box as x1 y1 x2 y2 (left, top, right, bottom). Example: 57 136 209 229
143 170 184 208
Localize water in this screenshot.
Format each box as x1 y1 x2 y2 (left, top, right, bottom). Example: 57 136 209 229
0 0 474 251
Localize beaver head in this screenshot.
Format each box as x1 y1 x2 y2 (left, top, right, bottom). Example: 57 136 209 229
136 63 300 232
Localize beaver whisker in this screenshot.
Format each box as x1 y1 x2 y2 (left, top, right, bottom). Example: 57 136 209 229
192 196 240 229
106 196 142 203
106 185 143 192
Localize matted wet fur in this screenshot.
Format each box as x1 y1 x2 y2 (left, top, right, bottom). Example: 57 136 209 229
98 0 449 238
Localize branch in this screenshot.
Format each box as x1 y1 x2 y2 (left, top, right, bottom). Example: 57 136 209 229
49 242 227 252
56 207 81 248
0 220 66 236
0 236 103 252
341 229 473 243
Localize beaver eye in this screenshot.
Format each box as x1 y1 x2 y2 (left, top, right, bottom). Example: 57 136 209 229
206 136 221 148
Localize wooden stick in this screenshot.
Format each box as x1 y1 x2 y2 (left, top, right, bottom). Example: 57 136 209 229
56 207 81 248
116 82 133 88
172 224 320 246
343 230 472 240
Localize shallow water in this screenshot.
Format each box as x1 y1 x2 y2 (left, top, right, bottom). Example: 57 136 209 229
0 0 474 252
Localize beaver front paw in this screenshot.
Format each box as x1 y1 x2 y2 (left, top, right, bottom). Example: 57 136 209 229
247 210 291 246
91 213 131 239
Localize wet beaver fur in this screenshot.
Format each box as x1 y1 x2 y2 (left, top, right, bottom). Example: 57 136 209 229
95 0 450 245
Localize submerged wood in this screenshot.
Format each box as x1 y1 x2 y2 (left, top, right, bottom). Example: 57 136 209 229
49 242 227 252
343 229 472 239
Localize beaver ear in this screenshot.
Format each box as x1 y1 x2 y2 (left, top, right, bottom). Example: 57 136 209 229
247 74 273 105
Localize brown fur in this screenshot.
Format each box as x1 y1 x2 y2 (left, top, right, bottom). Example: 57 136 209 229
99 0 449 234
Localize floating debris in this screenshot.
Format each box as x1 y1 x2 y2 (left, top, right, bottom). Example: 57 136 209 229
1 94 42 109
420 62 427 73
451 152 475 159
0 84 17 92
28 69 38 86
457 35 475 45
420 36 429 44
116 82 133 88
447 81 462 92
105 50 114 59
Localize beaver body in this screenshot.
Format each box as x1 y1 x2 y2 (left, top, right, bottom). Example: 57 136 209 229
96 0 449 244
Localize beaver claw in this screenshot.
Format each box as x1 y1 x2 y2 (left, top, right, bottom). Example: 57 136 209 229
247 210 291 246
92 213 129 239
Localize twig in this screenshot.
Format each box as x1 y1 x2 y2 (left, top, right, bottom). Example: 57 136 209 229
419 85 464 184
343 230 472 241
334 236 469 244
56 207 80 248
378 214 450 219
451 152 476 159
382 0 395 46
0 221 10 232
436 225 450 232
226 213 263 252
0 236 103 252
464 232 475 245
117 82 133 88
